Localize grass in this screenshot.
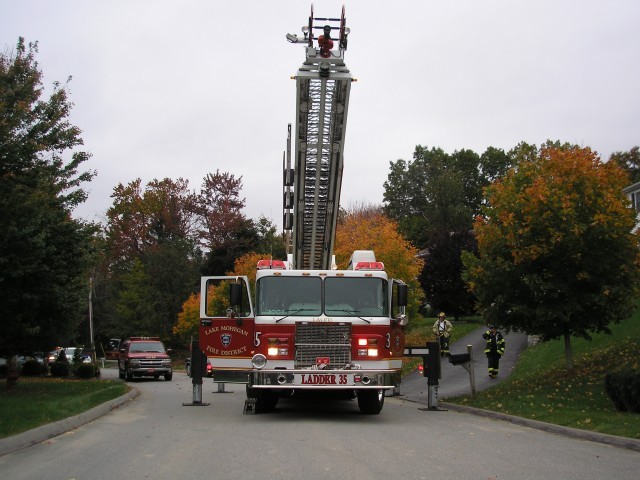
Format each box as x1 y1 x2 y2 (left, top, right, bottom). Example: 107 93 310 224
446 312 640 439
0 377 129 439
402 315 485 375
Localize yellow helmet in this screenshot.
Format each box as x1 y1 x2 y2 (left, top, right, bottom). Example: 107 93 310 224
438 312 445 318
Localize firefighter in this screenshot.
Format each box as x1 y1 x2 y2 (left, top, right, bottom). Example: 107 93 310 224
318 25 334 58
482 324 505 378
432 312 452 357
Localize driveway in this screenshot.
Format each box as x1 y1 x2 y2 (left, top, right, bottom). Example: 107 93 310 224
399 325 529 403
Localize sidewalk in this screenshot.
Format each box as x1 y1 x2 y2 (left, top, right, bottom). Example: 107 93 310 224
400 325 529 401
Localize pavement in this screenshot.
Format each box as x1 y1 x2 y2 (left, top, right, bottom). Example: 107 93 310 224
1 328 639 456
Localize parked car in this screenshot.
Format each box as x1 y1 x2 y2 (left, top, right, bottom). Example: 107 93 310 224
64 347 92 363
46 348 64 365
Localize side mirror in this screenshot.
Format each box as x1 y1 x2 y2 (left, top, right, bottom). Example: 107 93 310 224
230 282 242 307
397 283 408 307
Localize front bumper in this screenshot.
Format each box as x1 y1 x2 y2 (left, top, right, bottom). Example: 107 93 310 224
249 369 400 390
129 367 172 377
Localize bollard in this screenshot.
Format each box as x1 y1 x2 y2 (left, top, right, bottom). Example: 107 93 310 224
183 340 210 406
467 344 476 396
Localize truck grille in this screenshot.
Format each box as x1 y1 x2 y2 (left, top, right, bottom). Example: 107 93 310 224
295 322 351 369
137 358 164 368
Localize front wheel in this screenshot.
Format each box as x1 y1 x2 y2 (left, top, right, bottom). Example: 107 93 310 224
357 389 385 414
164 372 173 381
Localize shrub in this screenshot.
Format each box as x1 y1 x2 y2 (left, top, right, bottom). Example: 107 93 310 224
50 360 70 377
21 360 46 377
75 363 100 379
0 364 7 378
604 370 640 412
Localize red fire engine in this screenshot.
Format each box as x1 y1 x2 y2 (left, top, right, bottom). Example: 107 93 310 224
198 6 409 414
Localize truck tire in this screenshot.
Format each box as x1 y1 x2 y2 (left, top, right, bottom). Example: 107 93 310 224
164 372 173 381
357 389 385 414
125 366 133 381
118 367 124 379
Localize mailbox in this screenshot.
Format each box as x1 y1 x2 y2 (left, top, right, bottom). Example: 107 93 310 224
448 352 471 365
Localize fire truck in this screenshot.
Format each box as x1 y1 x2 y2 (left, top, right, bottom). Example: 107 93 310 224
198 6 409 414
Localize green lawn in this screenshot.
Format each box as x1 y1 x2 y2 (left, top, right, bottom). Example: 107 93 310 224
0 377 129 439
447 311 640 439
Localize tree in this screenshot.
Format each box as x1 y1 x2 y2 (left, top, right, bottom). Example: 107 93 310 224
609 146 640 185
462 143 640 369
105 177 197 271
102 177 200 341
419 230 478 319
173 293 200 343
383 145 512 317
0 38 96 362
253 215 287 259
196 170 257 275
334 205 424 319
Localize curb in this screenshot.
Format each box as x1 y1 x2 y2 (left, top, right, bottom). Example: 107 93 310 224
415 398 640 452
0 387 140 457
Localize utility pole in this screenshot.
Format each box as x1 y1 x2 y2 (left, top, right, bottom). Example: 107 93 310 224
89 277 95 362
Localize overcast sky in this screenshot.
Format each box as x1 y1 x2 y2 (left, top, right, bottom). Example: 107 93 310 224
2 0 639 226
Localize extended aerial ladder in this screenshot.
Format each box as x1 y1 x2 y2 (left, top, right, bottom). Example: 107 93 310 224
283 5 353 270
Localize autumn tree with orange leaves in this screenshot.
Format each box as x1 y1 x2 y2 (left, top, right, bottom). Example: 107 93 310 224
462 142 640 369
334 205 424 319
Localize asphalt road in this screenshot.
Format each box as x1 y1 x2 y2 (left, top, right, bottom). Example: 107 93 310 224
1 365 639 480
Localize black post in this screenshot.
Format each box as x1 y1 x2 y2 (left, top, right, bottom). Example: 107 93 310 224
426 341 441 386
183 340 210 406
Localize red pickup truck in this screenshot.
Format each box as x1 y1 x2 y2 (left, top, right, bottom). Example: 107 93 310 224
118 337 173 381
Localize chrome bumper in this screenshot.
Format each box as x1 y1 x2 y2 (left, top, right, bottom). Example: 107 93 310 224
248 369 400 390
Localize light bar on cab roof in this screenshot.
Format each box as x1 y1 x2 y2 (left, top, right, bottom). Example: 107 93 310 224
354 261 384 271
257 259 287 270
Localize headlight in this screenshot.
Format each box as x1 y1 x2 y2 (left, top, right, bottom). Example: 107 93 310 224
251 354 267 369
267 347 289 356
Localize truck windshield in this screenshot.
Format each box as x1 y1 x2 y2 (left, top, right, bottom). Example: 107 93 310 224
324 277 388 317
256 276 388 318
256 276 322 316
129 342 165 353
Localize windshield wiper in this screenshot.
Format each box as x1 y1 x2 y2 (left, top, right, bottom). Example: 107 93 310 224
327 309 371 324
276 308 311 323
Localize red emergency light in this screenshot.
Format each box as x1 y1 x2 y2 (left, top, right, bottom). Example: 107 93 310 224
257 259 287 270
354 261 384 271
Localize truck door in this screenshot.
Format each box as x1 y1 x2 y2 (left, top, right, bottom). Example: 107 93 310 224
199 276 255 383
